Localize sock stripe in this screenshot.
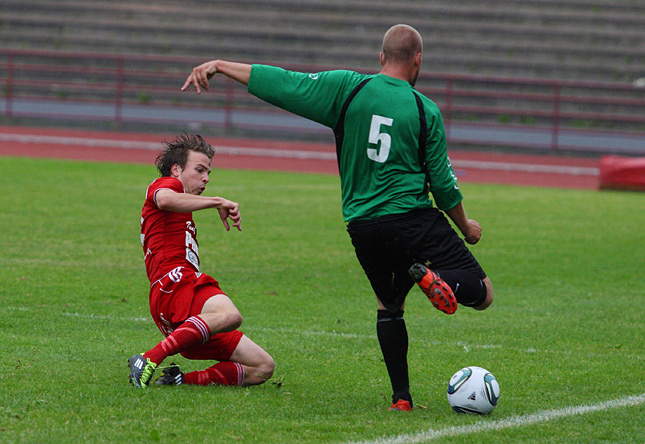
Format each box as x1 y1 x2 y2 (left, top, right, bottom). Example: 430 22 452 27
197 371 209 385
184 362 246 386
161 335 180 354
186 316 210 344
235 362 245 386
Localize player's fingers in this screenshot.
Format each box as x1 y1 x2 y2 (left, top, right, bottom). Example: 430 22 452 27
228 210 242 231
181 73 202 94
190 66 210 91
181 76 197 93
228 211 241 229
216 208 230 231
194 69 209 90
189 71 207 92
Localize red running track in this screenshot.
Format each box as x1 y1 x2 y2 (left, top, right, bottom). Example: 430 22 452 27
0 125 601 189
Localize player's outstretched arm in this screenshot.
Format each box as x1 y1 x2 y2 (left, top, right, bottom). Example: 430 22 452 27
181 60 252 93
156 189 242 231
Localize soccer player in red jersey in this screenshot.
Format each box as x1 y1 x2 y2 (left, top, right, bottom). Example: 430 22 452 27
128 133 274 388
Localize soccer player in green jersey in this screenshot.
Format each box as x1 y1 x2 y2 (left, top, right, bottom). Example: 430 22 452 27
182 24 493 412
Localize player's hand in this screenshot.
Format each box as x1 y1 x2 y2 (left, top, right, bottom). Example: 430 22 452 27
181 61 219 94
216 199 242 231
463 219 482 245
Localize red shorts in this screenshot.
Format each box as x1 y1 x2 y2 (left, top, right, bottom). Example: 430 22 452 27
149 266 243 361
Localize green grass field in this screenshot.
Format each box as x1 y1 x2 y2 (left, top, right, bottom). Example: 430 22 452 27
1 155 643 444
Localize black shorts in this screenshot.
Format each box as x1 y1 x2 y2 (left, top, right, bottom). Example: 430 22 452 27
347 208 486 310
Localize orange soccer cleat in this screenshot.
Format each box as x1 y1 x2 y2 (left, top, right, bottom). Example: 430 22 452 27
389 399 413 411
408 263 457 314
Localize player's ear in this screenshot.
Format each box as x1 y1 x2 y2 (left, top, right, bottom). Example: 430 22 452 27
170 163 183 178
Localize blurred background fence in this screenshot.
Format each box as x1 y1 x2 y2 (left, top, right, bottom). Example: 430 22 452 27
1 48 643 155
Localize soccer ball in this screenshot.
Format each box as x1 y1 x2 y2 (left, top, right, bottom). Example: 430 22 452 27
447 366 500 414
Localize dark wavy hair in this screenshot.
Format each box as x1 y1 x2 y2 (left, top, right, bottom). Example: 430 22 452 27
155 133 215 177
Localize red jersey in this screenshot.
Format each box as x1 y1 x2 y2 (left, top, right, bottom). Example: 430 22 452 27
140 177 200 282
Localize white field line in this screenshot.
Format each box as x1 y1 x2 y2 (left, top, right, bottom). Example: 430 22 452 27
0 133 335 160
343 393 645 444
452 159 598 176
5 308 641 360
50 310 639 361
1 133 599 176
62 311 149 323
1 133 162 150
57 311 500 350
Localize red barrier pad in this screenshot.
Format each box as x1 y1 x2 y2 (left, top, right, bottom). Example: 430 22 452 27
599 156 645 191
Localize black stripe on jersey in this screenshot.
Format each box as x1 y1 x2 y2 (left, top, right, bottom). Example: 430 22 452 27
412 91 431 194
333 78 373 170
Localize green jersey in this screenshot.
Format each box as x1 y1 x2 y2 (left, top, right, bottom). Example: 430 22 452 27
248 65 462 221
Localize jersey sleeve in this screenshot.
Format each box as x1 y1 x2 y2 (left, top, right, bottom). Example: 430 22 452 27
423 106 463 211
248 65 366 128
146 177 183 208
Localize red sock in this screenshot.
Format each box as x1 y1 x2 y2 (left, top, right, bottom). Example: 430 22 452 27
144 316 210 365
184 362 245 386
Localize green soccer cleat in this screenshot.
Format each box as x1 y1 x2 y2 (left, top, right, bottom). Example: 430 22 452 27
154 363 184 386
128 354 157 388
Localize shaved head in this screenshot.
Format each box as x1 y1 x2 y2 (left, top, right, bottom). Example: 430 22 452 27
381 24 423 64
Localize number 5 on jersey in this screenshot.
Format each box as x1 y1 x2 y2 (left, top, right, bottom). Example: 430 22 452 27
367 115 393 163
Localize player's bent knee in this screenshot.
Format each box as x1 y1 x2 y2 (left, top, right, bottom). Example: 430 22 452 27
231 335 275 385
474 293 493 310
258 356 275 381
474 278 494 311
201 294 244 331
245 356 275 386
225 311 243 331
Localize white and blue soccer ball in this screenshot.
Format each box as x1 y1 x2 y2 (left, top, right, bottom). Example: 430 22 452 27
447 366 500 414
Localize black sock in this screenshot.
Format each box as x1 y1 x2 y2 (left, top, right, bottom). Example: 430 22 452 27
377 309 412 406
434 269 487 307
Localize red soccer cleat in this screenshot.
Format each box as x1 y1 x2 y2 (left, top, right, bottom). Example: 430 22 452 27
408 263 457 314
389 399 413 411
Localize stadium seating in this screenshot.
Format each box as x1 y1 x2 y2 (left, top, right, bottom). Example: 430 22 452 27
1 0 643 82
